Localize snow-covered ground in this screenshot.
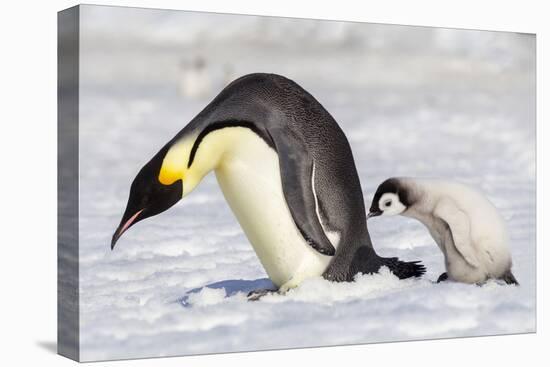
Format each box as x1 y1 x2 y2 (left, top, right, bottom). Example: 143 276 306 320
77 5 536 361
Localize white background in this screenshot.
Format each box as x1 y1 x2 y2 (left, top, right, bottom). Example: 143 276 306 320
0 0 546 366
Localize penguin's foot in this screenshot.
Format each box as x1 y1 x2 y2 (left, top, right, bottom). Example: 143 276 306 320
436 272 449 283
378 256 426 279
247 288 277 301
500 270 519 285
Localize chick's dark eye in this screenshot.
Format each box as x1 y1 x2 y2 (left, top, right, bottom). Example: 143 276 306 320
385 201 392 207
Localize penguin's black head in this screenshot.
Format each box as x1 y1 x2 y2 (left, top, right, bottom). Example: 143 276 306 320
111 145 183 250
368 178 410 219
111 122 243 250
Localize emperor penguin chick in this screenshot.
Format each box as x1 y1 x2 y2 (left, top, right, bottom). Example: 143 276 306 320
368 178 518 285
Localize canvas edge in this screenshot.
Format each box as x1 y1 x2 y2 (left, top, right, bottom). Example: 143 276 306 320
57 4 80 362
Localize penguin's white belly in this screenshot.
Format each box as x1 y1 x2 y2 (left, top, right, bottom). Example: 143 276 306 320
213 129 331 287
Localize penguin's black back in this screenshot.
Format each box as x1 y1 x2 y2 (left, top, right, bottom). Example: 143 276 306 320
182 72 367 237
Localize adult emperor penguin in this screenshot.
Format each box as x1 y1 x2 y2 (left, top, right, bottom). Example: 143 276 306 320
368 177 518 285
111 73 425 298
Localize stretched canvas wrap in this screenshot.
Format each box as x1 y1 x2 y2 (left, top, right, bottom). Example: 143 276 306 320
58 4 536 362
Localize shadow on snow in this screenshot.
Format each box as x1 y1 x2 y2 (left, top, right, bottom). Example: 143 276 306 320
178 278 275 306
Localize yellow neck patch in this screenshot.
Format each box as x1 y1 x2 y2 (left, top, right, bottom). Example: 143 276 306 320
158 141 191 185
158 127 254 195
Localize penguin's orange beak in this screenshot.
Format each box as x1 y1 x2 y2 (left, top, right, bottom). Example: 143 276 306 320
111 209 144 250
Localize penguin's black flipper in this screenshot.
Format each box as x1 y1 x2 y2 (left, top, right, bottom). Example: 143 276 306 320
270 129 336 256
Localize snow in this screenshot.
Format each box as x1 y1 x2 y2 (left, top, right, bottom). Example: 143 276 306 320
76 5 536 362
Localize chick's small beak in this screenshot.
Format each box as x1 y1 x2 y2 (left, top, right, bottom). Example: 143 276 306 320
111 209 144 250
367 211 381 220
